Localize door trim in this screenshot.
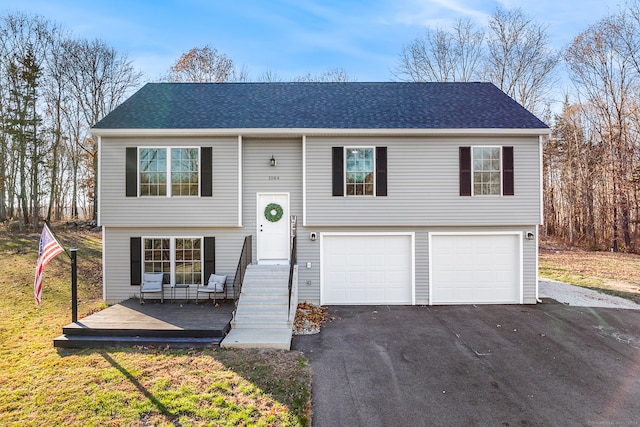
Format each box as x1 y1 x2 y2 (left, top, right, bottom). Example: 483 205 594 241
256 192 290 264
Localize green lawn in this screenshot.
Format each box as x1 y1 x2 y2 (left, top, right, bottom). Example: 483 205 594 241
0 228 311 426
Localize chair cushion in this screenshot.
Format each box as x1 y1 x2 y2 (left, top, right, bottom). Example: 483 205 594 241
144 272 163 283
207 274 226 292
142 273 164 291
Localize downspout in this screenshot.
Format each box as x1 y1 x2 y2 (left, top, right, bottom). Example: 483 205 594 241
536 134 545 303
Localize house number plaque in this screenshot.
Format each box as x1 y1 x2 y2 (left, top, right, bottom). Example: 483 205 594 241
268 176 280 180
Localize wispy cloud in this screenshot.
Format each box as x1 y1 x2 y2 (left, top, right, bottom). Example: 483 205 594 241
391 0 490 28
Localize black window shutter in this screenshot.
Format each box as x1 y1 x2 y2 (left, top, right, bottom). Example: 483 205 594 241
332 147 344 196
201 147 213 197
503 146 514 196
376 146 387 196
130 237 142 285
459 147 472 196
204 237 215 283
126 147 137 197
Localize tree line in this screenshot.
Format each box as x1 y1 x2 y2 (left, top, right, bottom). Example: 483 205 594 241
0 13 141 230
546 2 640 252
395 2 640 252
2 4 639 254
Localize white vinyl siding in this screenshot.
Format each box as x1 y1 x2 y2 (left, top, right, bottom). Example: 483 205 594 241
99 137 239 227
101 134 540 306
242 138 303 263
104 228 242 304
305 136 541 226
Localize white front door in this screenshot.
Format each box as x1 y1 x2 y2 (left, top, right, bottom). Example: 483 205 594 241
257 193 290 264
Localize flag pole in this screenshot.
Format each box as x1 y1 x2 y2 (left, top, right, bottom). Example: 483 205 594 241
71 248 78 323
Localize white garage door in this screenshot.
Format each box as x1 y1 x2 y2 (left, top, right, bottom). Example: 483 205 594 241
430 233 521 304
322 234 413 305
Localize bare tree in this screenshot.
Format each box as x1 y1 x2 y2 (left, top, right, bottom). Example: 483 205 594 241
394 18 484 82
166 45 246 82
257 69 285 82
484 7 559 114
0 13 57 230
294 67 357 82
565 15 638 251
63 37 142 220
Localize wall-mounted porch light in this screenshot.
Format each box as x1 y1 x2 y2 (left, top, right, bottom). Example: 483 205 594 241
270 155 277 167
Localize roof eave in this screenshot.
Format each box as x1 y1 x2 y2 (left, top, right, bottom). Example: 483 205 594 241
91 127 551 138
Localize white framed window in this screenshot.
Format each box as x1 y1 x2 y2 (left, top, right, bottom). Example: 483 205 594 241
139 148 167 196
143 237 203 285
345 147 375 196
472 146 502 196
139 147 200 197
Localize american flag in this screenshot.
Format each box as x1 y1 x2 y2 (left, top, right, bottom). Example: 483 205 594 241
34 223 65 305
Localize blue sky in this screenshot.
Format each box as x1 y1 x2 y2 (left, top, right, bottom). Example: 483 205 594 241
0 0 619 83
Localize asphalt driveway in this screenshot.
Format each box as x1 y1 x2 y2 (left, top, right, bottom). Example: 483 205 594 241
292 302 640 427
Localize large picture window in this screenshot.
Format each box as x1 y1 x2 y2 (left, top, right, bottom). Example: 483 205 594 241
138 147 199 197
127 146 212 198
143 237 202 285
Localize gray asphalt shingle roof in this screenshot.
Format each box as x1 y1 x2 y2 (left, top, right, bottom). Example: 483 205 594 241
92 82 548 130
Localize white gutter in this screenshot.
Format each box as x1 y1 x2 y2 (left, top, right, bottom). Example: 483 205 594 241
90 127 551 138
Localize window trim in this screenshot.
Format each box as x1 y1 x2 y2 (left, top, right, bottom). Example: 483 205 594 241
344 146 376 197
137 146 202 197
460 145 514 197
141 236 204 286
471 145 503 197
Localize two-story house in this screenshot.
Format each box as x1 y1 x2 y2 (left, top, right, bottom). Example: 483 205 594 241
92 82 549 306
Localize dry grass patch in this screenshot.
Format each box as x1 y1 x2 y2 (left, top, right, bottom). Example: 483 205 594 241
539 248 640 304
0 226 311 426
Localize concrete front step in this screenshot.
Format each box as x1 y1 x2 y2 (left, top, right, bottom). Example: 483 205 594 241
240 288 288 296
239 294 289 304
225 264 293 349
221 328 292 350
235 304 288 314
231 321 293 330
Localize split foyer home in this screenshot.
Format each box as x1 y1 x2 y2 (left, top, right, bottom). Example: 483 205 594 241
92 82 549 307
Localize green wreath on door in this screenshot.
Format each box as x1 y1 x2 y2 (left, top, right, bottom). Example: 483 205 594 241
264 203 284 222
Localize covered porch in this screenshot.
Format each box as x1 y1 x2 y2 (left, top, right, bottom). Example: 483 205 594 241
54 298 234 349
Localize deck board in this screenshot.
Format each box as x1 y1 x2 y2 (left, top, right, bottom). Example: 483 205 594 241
55 299 234 347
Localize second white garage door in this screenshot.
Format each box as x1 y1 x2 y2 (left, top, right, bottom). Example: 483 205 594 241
321 234 413 305
430 233 521 304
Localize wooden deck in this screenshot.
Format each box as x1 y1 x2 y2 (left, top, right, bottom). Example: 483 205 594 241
54 299 234 349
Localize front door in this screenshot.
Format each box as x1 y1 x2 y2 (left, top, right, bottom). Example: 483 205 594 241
257 193 290 264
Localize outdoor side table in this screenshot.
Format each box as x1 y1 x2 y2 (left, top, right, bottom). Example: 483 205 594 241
171 284 190 303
